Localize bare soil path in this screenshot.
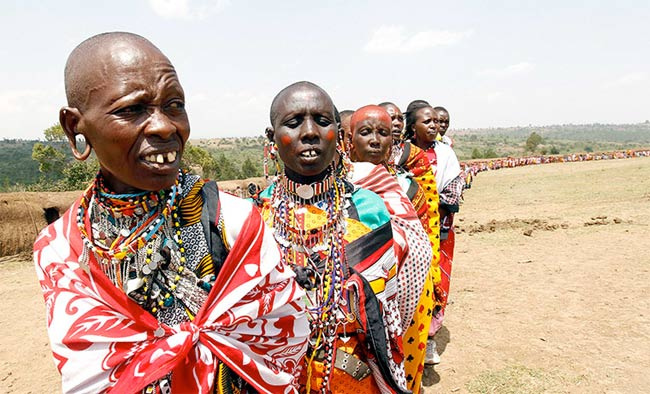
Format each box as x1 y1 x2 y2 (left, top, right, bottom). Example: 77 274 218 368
1 158 648 393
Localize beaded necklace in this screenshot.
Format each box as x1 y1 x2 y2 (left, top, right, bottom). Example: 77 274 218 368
77 171 208 316
277 169 335 204
269 169 353 393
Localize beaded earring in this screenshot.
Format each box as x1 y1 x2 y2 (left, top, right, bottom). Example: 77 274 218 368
336 135 351 178
263 140 281 180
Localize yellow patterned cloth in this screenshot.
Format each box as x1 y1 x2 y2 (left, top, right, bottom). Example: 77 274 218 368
395 142 442 392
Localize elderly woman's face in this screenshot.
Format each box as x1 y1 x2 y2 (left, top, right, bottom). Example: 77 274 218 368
350 110 392 165
78 42 190 193
271 86 337 179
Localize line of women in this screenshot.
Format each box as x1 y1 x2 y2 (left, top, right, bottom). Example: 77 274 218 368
463 149 650 177
35 32 465 394
254 83 466 393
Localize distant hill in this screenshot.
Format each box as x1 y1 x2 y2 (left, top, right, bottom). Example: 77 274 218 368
454 122 650 142
2 122 648 190
451 122 650 160
0 139 41 190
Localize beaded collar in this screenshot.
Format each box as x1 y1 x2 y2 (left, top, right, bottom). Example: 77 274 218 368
78 172 179 262
277 168 335 204
77 170 208 316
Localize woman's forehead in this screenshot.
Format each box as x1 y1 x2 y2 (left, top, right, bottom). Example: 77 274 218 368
281 89 332 111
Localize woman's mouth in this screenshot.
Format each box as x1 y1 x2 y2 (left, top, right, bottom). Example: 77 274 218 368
299 149 319 158
143 151 178 164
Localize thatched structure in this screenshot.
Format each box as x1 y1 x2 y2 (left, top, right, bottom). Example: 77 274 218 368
0 191 78 257
0 176 269 258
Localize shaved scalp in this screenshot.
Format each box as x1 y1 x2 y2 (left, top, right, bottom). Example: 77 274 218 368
64 32 163 111
269 81 336 126
350 105 391 135
433 106 448 114
339 110 354 118
378 101 397 108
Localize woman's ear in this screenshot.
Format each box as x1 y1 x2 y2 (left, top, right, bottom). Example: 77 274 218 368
60 106 91 160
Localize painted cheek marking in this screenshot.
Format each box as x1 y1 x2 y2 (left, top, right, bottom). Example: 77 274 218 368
326 129 336 141
280 135 292 146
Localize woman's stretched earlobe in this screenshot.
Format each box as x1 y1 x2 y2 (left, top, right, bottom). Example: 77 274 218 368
72 133 92 160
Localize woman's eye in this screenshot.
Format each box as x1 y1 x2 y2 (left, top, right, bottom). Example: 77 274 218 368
114 104 146 115
167 101 185 111
315 116 332 127
284 118 300 128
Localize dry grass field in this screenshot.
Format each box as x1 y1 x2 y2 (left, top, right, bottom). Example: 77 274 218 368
1 157 648 393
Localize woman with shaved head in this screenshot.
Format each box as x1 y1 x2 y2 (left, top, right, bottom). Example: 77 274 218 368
255 82 409 393
34 32 308 393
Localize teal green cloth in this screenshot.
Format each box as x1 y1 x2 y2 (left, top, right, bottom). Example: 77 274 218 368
258 183 390 230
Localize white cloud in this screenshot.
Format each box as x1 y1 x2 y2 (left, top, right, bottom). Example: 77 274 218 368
477 62 534 78
363 25 473 54
0 89 53 113
148 0 230 20
602 71 648 89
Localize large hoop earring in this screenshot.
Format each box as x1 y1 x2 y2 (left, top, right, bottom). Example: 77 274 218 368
72 134 91 160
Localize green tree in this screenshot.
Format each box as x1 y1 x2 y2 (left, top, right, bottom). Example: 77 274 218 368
32 143 66 175
525 132 543 152
550 146 560 154
43 124 67 143
471 148 483 159
483 148 498 158
215 153 241 181
63 158 99 190
182 143 218 178
240 157 260 178
31 123 97 190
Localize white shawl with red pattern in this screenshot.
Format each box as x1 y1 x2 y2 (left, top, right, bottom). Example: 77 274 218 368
34 197 309 394
350 162 432 332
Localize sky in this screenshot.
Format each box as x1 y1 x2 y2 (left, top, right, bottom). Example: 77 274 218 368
1 0 649 140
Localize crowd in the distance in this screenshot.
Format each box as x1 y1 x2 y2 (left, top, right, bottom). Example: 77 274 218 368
462 149 650 181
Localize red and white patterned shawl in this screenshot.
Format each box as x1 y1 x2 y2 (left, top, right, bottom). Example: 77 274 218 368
34 198 309 394
350 162 432 332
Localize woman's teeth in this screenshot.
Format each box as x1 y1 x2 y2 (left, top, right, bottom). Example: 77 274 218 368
145 151 177 164
301 150 317 157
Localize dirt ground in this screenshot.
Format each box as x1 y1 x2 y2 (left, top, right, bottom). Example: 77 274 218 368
1 157 649 393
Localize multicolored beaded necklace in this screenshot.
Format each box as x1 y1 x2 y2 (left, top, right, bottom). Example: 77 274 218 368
269 168 354 393
77 170 207 316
